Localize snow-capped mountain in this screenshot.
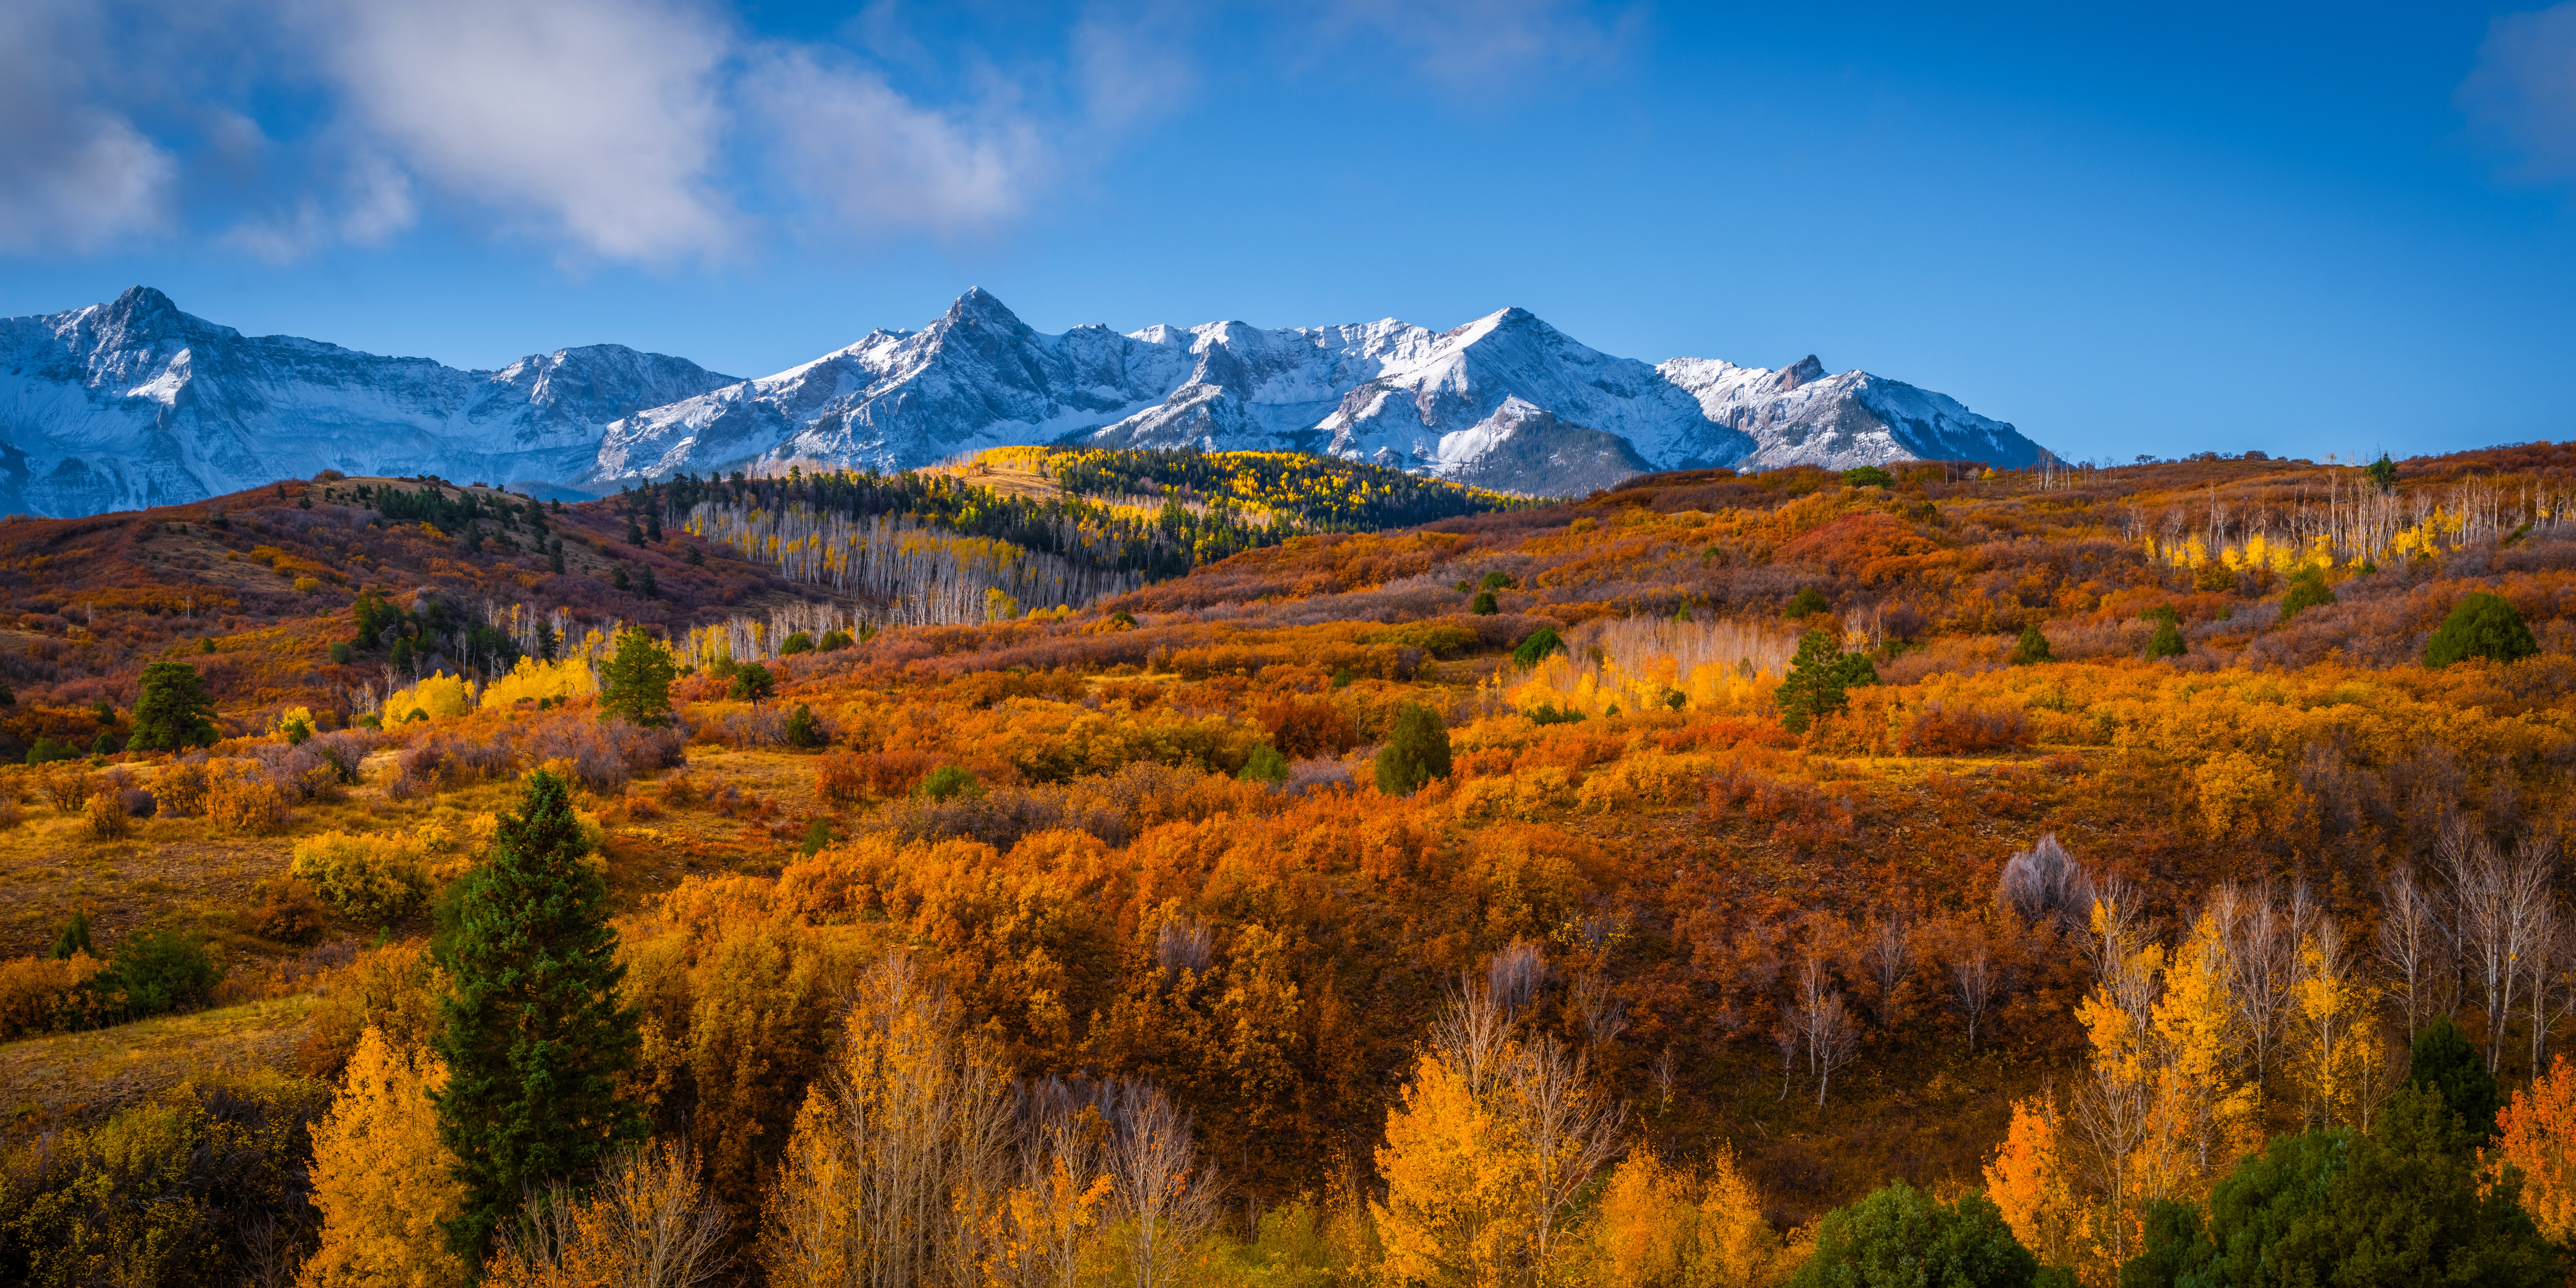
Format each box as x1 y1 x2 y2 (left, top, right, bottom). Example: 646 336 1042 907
0 287 737 516
595 289 2046 494
0 287 2048 515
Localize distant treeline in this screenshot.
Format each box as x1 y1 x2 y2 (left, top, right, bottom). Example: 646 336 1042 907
639 448 1530 584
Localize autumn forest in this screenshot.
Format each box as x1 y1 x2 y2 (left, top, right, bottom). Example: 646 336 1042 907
3 444 2576 1287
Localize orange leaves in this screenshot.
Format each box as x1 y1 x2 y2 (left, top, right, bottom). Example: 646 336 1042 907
815 748 939 804
1255 696 1360 760
1895 701 2034 756
1775 510 1944 582
1984 1094 2090 1274
2496 1054 2576 1241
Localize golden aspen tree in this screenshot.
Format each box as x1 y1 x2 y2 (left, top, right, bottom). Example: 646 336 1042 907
762 1088 859 1288
2147 907 2255 1197
1982 1094 2093 1278
2293 919 2386 1129
981 1091 1113 1288
1372 1048 1513 1288
2068 895 2161 1270
757 952 1014 1288
1374 977 1621 1288
299 1027 470 1288
1592 1148 1788 1288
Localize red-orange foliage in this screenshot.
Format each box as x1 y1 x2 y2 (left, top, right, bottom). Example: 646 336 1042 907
814 748 940 804
1257 696 1359 758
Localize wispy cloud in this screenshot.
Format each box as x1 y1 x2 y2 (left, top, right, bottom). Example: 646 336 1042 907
318 0 737 264
0 0 1641 264
1308 0 1644 96
743 45 1046 237
0 1 177 253
2461 2 2576 183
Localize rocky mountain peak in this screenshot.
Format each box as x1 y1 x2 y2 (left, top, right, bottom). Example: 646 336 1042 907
1776 354 1826 390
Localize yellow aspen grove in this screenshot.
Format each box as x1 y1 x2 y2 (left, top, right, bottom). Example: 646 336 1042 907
762 1089 860 1288
980 1093 1113 1288
298 1028 471 1288
1374 974 1623 1288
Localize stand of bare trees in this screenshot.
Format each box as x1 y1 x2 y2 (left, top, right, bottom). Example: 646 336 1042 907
691 504 1140 625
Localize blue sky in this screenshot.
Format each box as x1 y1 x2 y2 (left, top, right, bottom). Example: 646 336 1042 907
4 0 2572 466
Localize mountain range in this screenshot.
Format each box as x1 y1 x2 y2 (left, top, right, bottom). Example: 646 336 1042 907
0 286 2050 515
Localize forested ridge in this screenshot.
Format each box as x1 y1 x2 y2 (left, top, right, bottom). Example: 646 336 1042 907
5 444 2576 1285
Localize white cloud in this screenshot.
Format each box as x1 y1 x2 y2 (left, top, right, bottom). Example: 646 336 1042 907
0 0 1203 265
2462 3 2576 182
314 0 738 262
0 2 176 253
745 45 1046 234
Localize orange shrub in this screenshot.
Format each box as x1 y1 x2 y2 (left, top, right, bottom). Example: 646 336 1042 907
815 749 939 805
156 760 210 816
1257 696 1359 759
1896 702 2033 756
39 765 90 814
207 759 291 834
0 953 108 1039
82 791 128 840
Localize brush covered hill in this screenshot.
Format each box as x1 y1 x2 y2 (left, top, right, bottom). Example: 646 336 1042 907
5 443 2576 1285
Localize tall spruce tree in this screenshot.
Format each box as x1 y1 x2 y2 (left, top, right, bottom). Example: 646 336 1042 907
431 769 642 1262
597 625 677 727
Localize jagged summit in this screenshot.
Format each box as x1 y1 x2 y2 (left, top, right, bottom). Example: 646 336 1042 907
1777 355 1825 390
595 288 2045 493
0 287 2049 514
0 290 738 516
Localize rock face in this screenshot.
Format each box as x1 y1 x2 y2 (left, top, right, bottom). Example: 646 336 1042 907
594 290 2049 493
0 287 737 515
0 286 2050 515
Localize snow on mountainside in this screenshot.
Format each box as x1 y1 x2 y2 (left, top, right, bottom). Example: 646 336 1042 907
593 290 2048 494
0 287 2049 516
0 287 737 517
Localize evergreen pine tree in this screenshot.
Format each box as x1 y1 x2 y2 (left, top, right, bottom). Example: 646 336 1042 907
1373 703 1453 795
548 540 565 575
2425 592 2537 668
432 770 643 1263
2010 623 2053 665
1778 628 1878 732
2145 618 2187 660
127 662 218 751
51 908 90 960
784 702 825 748
2404 1017 2500 1142
2280 568 2338 620
597 626 677 727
